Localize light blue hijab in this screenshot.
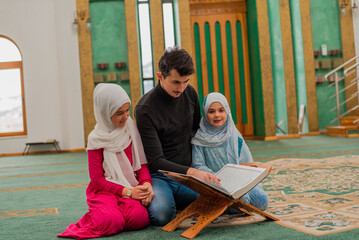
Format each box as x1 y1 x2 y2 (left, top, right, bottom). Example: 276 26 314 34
191 92 252 165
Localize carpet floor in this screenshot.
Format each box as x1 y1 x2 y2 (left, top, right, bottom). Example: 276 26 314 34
0 135 358 239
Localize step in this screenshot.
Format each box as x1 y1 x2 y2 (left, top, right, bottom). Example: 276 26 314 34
340 116 359 126
326 125 359 137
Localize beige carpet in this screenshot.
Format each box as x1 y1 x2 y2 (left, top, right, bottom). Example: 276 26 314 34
180 155 359 236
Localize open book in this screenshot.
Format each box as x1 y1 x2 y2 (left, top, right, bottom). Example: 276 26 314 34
160 163 270 200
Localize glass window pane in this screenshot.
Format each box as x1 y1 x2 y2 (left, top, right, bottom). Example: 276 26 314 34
143 80 154 94
0 69 24 133
138 3 154 79
163 3 175 48
0 38 22 62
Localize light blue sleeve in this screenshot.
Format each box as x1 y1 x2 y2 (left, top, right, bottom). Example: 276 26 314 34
192 145 216 174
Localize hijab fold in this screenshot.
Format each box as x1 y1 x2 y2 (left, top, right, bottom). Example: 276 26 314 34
87 83 147 188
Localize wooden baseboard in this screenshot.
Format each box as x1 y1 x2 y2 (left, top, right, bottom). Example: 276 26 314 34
0 148 86 157
299 131 322 136
243 135 262 140
61 148 86 153
249 136 278 141
262 136 279 141
276 134 301 139
347 134 359 138
246 132 324 141
252 134 300 141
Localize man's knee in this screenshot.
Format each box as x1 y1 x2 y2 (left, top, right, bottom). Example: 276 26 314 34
149 174 177 226
149 208 176 226
148 200 176 226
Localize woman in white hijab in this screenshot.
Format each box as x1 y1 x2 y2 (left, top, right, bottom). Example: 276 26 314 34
58 83 154 239
191 92 269 211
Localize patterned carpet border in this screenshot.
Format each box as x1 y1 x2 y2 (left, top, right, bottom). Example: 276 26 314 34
0 208 59 218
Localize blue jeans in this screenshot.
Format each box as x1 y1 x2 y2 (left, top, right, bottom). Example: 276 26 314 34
241 183 269 210
147 172 199 226
225 183 269 214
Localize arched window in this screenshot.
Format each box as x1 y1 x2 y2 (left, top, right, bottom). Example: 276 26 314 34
0 35 27 137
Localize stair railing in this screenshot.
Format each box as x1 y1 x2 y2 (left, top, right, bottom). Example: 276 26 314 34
324 55 359 125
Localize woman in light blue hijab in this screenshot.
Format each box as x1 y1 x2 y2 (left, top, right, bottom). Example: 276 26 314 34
191 92 269 211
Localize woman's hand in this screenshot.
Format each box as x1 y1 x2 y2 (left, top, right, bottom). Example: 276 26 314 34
240 162 272 172
187 168 221 185
141 182 154 206
123 185 150 200
123 183 154 206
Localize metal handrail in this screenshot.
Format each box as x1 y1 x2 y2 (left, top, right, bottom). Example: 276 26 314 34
330 92 359 112
344 62 359 75
325 54 359 125
324 55 359 79
329 81 358 99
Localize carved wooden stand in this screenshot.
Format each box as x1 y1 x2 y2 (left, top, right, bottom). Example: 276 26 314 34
161 171 278 239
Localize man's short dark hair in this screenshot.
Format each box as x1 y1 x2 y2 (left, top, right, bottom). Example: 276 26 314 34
158 46 195 78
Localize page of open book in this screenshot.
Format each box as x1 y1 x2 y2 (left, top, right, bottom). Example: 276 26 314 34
215 164 267 195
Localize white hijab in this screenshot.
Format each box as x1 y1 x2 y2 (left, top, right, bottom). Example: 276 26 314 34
87 83 147 188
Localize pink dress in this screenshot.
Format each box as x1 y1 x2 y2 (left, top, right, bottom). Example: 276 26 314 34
57 143 152 239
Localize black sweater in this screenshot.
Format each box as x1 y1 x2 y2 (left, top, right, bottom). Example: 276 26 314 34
134 83 201 174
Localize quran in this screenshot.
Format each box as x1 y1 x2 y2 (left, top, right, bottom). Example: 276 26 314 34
160 162 276 239
160 162 270 200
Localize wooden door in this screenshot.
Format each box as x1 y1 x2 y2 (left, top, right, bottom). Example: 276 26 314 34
189 0 253 136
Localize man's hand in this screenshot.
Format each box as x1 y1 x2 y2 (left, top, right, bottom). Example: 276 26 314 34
186 168 221 185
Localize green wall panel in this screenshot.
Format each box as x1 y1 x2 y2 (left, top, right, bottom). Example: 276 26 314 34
225 22 238 124
247 1 265 137
236 21 248 125
310 0 346 129
267 0 288 134
290 0 309 133
316 81 346 129
194 23 204 112
215 22 225 95
205 22 214 93
89 0 131 96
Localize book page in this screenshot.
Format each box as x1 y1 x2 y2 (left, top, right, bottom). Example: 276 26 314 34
215 164 267 195
193 176 230 195
159 165 268 199
159 170 231 196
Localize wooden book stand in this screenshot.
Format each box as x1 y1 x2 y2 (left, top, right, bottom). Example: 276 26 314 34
161 165 278 239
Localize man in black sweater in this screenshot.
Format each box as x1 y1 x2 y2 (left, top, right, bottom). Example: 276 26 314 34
135 47 220 226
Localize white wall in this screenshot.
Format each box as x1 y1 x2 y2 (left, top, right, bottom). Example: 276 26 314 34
0 0 85 154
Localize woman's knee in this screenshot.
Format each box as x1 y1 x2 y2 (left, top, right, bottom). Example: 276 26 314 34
91 207 125 235
243 186 269 211
125 204 150 230
255 193 269 210
255 191 269 210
